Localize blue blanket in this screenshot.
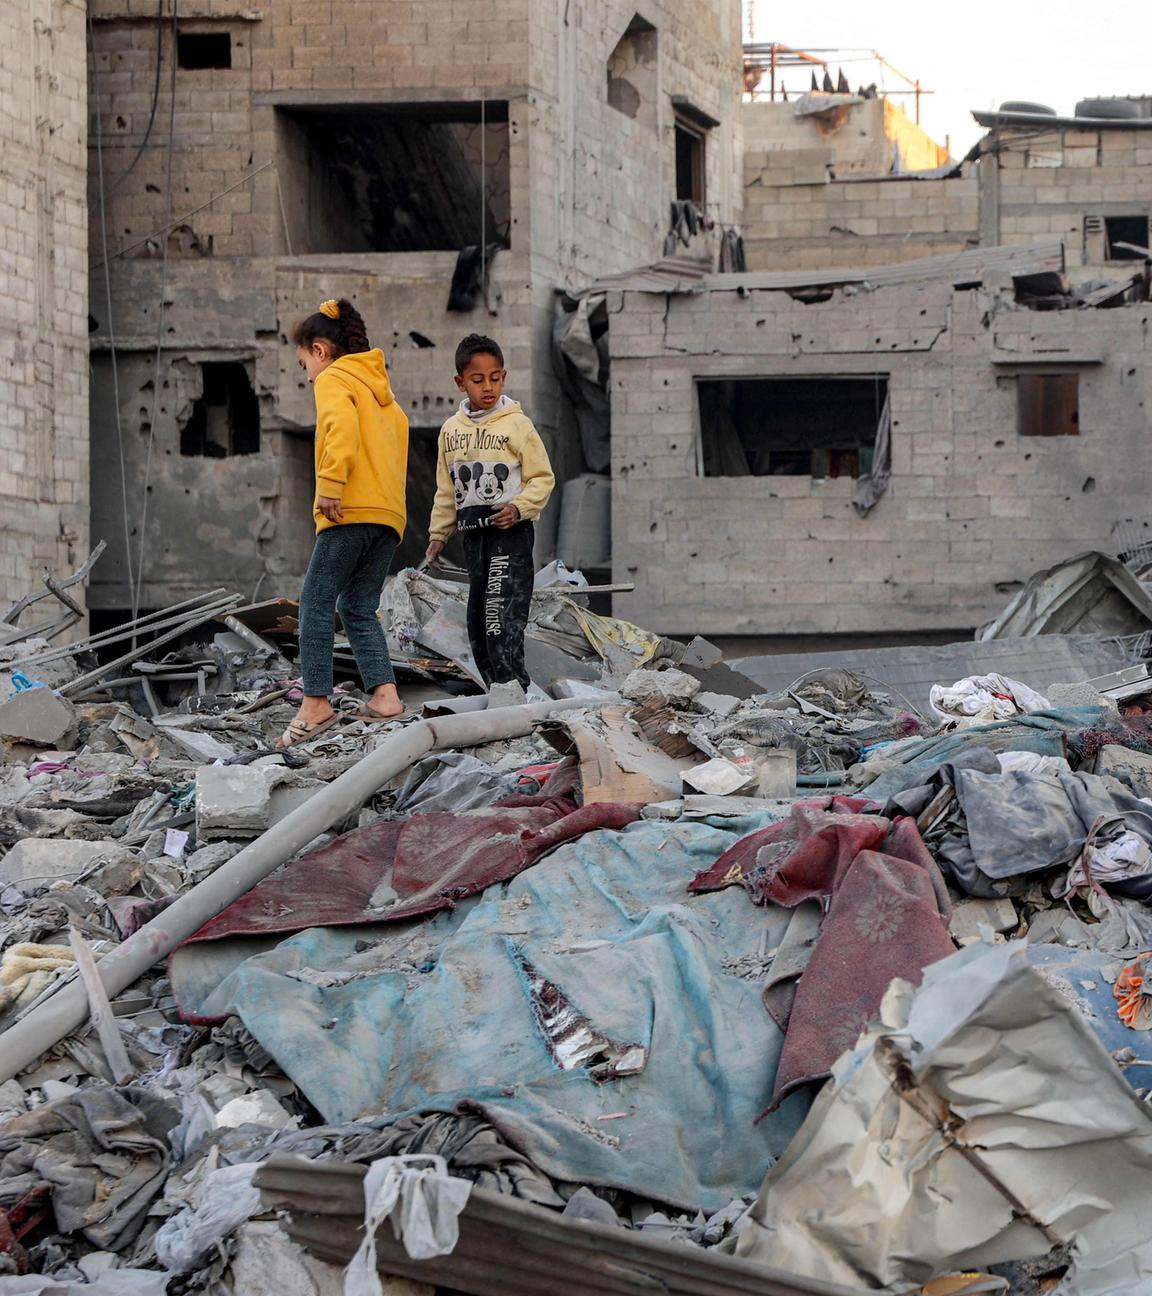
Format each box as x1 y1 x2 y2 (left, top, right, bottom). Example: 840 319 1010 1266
171 817 809 1211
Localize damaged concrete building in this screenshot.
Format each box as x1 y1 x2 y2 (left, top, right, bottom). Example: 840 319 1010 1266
0 1 89 611
86 0 743 619
604 84 1152 638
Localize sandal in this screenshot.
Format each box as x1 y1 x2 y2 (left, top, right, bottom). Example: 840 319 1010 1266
275 712 341 749
357 705 414 723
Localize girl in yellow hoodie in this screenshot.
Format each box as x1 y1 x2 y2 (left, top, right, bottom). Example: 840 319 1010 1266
281 298 409 746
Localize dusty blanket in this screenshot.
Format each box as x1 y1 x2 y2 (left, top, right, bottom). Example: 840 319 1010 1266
692 804 954 1111
0 1088 179 1250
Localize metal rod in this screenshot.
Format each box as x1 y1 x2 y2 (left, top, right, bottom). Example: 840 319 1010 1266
16 589 234 667
59 598 241 697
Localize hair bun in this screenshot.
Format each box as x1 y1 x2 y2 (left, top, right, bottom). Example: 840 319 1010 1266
319 299 341 319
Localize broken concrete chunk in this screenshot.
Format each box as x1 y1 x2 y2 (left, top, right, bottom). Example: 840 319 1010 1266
486 680 527 709
621 667 701 705
694 690 742 719
195 764 290 839
0 839 130 893
948 897 1019 943
0 688 76 746
161 727 237 763
196 764 323 840
680 636 724 671
214 1090 295 1131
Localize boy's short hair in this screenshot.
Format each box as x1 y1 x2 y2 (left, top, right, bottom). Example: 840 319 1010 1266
455 334 504 374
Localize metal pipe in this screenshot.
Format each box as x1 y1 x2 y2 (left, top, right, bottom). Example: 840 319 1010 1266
59 599 241 697
0 698 596 1083
17 589 233 668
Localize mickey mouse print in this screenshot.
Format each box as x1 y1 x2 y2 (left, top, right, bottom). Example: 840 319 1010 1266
428 395 554 545
450 460 525 531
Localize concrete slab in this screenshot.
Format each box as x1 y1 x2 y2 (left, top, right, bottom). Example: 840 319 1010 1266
0 688 76 746
0 839 130 893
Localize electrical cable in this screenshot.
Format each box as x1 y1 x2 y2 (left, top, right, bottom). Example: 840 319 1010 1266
132 0 178 622
87 8 137 606
106 0 165 196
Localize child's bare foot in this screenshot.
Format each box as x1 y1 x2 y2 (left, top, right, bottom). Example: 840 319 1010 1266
365 682 404 719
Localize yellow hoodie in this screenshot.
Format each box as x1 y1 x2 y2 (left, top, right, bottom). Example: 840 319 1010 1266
312 349 409 536
429 398 555 541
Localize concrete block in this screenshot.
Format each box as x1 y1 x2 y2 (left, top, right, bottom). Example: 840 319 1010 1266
196 764 290 839
949 897 1018 943
0 688 77 746
0 839 130 894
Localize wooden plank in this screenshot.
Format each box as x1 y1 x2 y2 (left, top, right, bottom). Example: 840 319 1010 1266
68 929 134 1085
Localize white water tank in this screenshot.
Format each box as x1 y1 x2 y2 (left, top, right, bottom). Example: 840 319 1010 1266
557 474 611 571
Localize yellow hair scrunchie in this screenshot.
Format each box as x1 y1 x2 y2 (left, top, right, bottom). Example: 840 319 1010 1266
318 299 340 319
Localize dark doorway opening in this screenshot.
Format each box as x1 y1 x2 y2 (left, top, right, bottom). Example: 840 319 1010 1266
180 363 260 457
674 115 706 204
697 376 888 477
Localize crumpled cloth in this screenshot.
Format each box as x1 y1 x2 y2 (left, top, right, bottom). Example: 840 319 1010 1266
762 814 954 1109
0 1088 179 1250
694 805 954 1111
0 942 75 1013
928 673 1051 726
334 1111 562 1207
153 1161 262 1274
345 1154 471 1292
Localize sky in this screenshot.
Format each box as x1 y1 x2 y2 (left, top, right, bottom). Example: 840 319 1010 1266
745 0 1151 155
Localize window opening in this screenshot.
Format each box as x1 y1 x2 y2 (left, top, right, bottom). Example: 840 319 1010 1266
1104 215 1150 261
275 102 512 255
180 362 260 457
675 114 706 205
1016 373 1080 437
606 15 657 125
177 31 232 70
697 377 888 478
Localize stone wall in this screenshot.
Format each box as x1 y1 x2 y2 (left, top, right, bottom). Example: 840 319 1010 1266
609 280 1152 636
87 0 742 610
0 0 89 613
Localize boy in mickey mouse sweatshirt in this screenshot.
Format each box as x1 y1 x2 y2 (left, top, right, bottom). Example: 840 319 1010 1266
425 334 555 691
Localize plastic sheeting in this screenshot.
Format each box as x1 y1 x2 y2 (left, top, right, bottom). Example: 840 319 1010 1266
734 940 1152 1293
172 818 811 1212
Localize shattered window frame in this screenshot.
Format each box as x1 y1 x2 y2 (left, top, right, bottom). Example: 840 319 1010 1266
694 375 889 480
1104 214 1151 262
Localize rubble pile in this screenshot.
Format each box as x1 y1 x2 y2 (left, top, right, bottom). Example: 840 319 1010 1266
4 557 1152 1294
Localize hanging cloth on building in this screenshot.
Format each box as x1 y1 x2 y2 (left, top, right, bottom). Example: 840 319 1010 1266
853 391 892 516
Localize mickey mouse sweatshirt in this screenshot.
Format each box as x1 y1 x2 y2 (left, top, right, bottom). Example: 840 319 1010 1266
429 397 555 541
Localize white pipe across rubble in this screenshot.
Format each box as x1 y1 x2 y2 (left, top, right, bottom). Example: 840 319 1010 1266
0 698 594 1084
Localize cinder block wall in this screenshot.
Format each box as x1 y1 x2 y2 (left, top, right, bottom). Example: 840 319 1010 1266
609 281 1152 636
87 0 742 610
990 124 1152 270
741 99 978 272
0 0 89 613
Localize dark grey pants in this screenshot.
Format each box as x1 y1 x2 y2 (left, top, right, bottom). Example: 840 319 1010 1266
299 523 398 696
461 522 534 690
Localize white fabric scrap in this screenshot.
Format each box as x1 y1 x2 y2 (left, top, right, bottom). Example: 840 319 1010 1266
344 1154 471 1295
929 673 1051 726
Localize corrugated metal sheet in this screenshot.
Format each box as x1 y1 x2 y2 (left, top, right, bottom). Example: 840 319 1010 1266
589 242 1065 296
255 1155 869 1296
